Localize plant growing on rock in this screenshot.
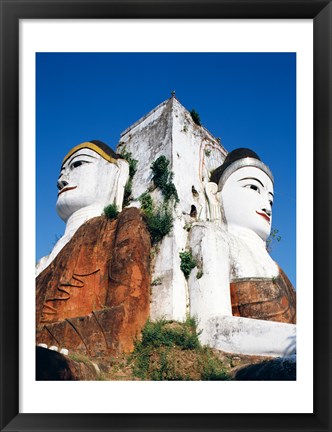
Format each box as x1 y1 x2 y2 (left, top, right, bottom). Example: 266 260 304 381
190 109 201 126
139 192 173 244
103 203 119 220
131 317 229 381
179 250 197 279
120 150 138 206
150 156 179 203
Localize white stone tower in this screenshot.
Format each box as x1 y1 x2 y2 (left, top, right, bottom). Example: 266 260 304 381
116 95 227 321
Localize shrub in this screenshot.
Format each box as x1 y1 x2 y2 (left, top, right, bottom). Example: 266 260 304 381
201 351 230 381
131 317 229 381
103 203 119 220
151 156 179 203
132 317 201 380
190 109 201 126
139 193 173 244
179 250 197 279
139 317 200 350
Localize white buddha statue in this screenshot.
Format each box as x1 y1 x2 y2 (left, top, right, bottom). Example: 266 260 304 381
189 148 296 357
36 140 129 276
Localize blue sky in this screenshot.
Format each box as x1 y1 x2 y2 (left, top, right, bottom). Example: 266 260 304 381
36 52 296 285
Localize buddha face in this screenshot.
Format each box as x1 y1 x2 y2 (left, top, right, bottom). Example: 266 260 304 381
56 148 119 222
220 166 274 241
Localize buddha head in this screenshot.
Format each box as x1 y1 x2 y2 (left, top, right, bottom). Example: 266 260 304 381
210 148 274 241
56 140 129 222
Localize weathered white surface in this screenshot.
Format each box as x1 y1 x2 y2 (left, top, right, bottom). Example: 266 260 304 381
36 148 129 276
117 97 227 321
227 226 278 279
202 315 296 357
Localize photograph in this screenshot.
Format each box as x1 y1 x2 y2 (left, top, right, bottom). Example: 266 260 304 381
36 52 297 381
1 2 331 430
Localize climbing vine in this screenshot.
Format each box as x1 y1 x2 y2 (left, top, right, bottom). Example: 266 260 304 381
139 192 173 244
179 250 197 279
138 155 179 244
150 156 179 203
266 228 282 253
121 150 138 206
190 109 201 126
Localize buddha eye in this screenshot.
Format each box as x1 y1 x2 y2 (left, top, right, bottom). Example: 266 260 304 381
269 200 274 208
244 184 260 193
70 160 87 170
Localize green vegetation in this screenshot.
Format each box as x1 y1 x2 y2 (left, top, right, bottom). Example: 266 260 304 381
266 228 282 253
131 318 229 381
139 192 173 244
103 203 119 220
150 156 179 203
121 150 138 206
138 156 179 244
121 150 138 178
190 109 201 126
196 270 203 279
179 250 197 279
151 277 163 286
204 148 211 157
200 349 230 381
68 352 92 365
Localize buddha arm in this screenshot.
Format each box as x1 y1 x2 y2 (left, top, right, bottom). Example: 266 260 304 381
189 223 232 322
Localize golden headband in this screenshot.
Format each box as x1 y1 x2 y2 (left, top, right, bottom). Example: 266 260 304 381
62 142 118 167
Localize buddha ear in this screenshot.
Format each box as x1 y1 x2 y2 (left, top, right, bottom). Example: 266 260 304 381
205 182 222 225
205 182 219 203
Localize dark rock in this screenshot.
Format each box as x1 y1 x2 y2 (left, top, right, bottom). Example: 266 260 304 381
233 356 296 381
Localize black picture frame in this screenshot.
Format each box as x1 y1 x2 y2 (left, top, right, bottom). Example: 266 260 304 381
1 1 331 431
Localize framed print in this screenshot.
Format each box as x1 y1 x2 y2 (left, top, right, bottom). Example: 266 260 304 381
0 1 331 431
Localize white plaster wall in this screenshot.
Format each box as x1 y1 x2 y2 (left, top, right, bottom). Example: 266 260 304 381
117 99 173 202
171 98 226 222
116 97 227 321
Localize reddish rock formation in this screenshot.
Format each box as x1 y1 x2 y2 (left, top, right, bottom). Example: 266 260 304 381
36 207 151 356
230 267 296 324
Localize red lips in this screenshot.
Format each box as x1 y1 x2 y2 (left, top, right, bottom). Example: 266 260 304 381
58 186 77 196
256 211 270 223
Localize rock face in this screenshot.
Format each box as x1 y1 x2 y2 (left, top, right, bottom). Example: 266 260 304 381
36 346 99 381
232 355 296 381
36 207 151 356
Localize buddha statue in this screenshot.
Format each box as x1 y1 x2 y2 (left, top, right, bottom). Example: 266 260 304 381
36 140 151 357
36 140 129 276
189 148 296 357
